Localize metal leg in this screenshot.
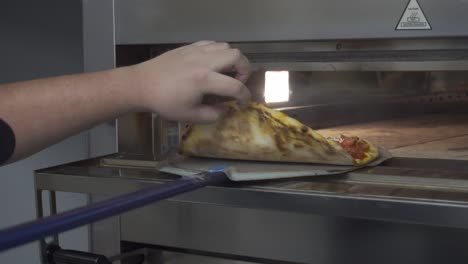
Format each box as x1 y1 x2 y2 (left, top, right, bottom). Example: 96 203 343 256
36 190 46 264
36 190 60 264
89 195 122 264
48 191 59 244
34 192 122 263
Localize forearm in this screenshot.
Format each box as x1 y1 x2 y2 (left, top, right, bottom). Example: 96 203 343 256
0 66 138 162
0 41 251 164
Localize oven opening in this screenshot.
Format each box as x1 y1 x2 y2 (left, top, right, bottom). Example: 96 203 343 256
264 71 290 103
115 44 468 161
251 70 468 161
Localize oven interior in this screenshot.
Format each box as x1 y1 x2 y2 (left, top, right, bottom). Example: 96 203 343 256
115 43 468 162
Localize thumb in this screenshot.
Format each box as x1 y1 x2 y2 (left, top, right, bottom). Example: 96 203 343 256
190 105 226 123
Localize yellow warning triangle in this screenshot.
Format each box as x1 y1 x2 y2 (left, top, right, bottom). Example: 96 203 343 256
396 0 431 30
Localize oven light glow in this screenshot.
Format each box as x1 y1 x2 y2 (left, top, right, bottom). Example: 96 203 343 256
264 71 290 103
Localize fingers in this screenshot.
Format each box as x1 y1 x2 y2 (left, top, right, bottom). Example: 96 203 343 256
177 40 215 51
234 53 251 83
188 41 252 83
208 49 252 83
191 40 216 46
202 72 251 104
190 105 225 123
200 42 230 52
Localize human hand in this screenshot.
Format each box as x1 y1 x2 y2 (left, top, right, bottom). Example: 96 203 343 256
128 41 252 123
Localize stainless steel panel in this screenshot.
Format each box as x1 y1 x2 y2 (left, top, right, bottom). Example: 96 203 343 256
34 157 468 230
121 201 468 264
117 112 154 156
232 39 468 53
115 0 468 44
114 45 158 158
89 195 122 264
117 112 181 159
252 60 468 71
35 156 468 263
83 0 115 73
123 202 336 263
232 39 468 71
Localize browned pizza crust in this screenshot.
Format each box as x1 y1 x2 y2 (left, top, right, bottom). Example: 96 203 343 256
180 102 378 166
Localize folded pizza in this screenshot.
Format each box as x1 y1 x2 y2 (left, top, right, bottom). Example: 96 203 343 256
180 102 379 166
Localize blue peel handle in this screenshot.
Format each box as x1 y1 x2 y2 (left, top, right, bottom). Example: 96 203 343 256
0 167 229 252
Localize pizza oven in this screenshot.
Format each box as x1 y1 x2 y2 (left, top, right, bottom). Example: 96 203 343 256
34 1 468 264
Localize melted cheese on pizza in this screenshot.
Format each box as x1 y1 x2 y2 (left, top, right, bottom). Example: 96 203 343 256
180 102 379 166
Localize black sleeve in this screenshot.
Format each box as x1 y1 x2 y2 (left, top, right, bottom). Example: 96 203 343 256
0 119 16 164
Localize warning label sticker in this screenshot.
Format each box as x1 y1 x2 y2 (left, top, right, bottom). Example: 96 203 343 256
396 0 432 30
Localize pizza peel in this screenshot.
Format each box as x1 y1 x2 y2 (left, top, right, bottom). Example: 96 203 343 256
0 149 391 252
158 147 392 181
